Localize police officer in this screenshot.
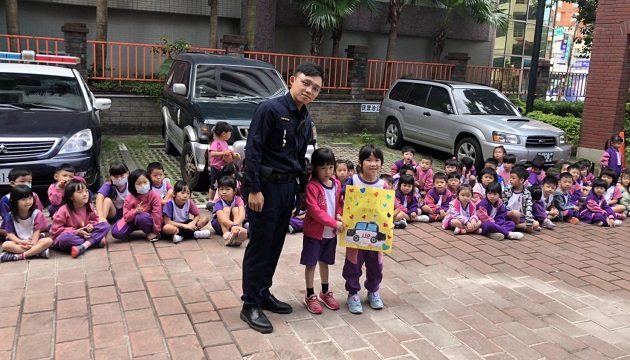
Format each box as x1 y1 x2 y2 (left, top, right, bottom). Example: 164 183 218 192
241 62 323 333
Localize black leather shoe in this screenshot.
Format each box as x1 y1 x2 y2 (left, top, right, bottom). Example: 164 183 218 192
260 294 293 314
240 306 273 334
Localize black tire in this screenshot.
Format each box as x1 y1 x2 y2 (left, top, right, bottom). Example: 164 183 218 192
455 137 484 171
384 119 404 149
181 142 209 191
370 237 377 244
353 235 359 242
163 125 177 156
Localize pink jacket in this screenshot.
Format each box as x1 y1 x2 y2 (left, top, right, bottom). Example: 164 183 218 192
51 204 99 239
122 190 163 232
303 178 342 240
414 168 434 193
48 183 65 206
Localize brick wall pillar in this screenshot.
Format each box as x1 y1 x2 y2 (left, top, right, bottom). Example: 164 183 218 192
345 45 368 98
578 0 630 164
445 53 469 82
535 59 551 99
61 22 88 79
220 34 247 57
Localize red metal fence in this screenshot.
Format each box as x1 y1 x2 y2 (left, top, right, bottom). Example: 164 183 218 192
367 60 454 91
466 66 529 96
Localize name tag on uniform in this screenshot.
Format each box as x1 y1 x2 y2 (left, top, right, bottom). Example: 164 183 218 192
280 117 290 122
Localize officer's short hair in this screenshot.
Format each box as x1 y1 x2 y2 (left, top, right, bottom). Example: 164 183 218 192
295 62 324 79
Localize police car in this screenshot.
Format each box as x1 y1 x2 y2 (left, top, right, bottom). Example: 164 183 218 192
347 221 386 244
0 50 111 194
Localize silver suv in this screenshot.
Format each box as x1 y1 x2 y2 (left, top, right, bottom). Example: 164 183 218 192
376 79 571 169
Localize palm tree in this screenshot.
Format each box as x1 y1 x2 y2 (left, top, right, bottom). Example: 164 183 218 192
95 0 108 75
246 0 256 51
330 0 379 57
5 0 19 51
209 0 219 48
430 0 508 63
386 0 420 61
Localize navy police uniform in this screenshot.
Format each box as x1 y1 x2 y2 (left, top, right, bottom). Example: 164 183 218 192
242 92 312 308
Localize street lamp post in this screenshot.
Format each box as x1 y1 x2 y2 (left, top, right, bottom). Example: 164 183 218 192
526 0 549 113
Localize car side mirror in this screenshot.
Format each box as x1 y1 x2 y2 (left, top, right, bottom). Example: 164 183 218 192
517 106 524 115
173 83 187 96
94 98 111 110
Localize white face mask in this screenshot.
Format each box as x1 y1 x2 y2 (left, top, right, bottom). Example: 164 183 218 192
136 185 150 195
112 178 127 187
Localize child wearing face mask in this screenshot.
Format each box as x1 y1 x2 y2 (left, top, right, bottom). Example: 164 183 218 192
96 162 130 224
111 169 163 242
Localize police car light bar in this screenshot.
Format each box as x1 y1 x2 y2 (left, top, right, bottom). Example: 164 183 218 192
0 50 80 64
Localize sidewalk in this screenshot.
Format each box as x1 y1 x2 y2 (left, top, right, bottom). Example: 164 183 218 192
2 213 630 359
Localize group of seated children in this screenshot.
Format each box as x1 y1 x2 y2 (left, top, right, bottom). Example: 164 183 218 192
0 158 249 262
386 143 628 240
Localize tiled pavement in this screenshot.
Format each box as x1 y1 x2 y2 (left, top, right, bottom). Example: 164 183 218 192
2 211 630 359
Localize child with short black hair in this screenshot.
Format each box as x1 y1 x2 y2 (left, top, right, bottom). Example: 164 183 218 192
148 162 173 206
498 154 516 184
346 160 355 178
51 179 109 258
0 185 53 262
600 167 627 217
444 158 461 178
208 121 239 207
96 162 130 224
601 135 624 177
421 172 452 221
494 145 507 173
0 168 44 219
539 176 559 228
335 159 349 187
394 174 428 225
553 172 581 224
503 166 539 231
485 158 499 170
390 146 417 175
47 164 76 217
414 155 434 197
379 174 394 189
526 155 546 187
162 180 211 244
392 164 415 191
212 176 248 246
446 172 461 195
578 159 595 187
442 184 480 235
578 179 622 227
473 167 498 205
567 164 583 203
477 182 523 240
460 157 477 185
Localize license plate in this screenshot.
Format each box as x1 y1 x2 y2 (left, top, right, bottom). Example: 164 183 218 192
0 168 10 185
537 152 553 162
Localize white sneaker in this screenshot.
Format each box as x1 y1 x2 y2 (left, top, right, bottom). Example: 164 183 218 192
614 220 623 227
172 234 184 244
417 215 430 223
288 225 295 234
507 232 524 240
487 232 505 241
594 221 604 226
542 219 556 229
194 229 211 239
453 227 467 235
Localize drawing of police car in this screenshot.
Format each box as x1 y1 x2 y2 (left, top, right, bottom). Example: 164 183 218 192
347 221 386 244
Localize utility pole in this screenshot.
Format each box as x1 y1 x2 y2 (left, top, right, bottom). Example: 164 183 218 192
526 0 549 113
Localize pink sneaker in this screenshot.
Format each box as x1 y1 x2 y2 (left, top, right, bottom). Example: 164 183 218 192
318 292 340 310
304 295 323 314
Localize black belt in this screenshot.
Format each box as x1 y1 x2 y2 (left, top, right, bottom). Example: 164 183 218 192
265 173 298 184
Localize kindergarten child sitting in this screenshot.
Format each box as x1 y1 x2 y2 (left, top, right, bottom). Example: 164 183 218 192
421 172 453 222
394 174 429 225
553 172 581 224
161 180 211 243
212 176 248 246
503 166 539 231
477 182 523 240
578 179 622 227
390 146 417 175
442 184 481 235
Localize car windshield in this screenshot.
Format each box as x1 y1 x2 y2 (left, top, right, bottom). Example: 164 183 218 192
0 73 85 111
366 223 378 232
452 88 519 116
194 65 286 100
355 222 367 231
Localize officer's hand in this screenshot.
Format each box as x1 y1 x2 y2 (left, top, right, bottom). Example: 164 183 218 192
248 192 264 212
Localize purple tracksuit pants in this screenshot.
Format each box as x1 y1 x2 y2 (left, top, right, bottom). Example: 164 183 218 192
111 212 155 239
342 248 383 294
480 220 515 238
53 222 110 251
579 212 610 225
289 216 304 232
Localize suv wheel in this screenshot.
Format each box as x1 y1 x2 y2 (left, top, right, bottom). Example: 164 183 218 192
456 137 483 171
181 142 209 191
385 120 404 149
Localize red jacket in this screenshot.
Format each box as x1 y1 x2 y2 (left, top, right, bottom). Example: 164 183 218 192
303 177 343 240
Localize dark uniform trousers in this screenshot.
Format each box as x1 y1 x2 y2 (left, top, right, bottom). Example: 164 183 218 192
241 181 296 307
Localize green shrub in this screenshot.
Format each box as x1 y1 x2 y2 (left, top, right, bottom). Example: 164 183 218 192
526 111 581 146
532 100 583 117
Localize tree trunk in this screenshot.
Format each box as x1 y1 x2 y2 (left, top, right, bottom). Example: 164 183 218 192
95 0 108 77
331 24 343 58
209 0 218 48
310 28 324 56
5 0 19 51
246 0 256 51
432 27 447 64
386 0 404 61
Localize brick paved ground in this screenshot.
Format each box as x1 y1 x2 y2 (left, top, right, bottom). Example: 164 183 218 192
2 215 630 359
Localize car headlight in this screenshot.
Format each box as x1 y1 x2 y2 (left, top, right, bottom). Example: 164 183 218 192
59 129 93 154
492 131 520 144
559 134 567 145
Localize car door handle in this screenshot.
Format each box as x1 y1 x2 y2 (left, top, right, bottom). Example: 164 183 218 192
399 106 405 110
423 112 431 116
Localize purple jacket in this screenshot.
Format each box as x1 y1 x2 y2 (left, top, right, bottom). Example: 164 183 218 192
395 189 419 215
601 148 622 177
579 190 615 219
476 198 510 226
424 188 452 213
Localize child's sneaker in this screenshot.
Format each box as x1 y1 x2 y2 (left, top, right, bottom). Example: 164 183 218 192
318 292 340 310
487 232 505 241
453 227 467 235
417 215 430 223
0 252 21 262
172 234 184 244
431 214 440 222
614 219 623 227
235 229 248 245
37 249 50 259
224 231 238 246
393 220 404 229
569 217 580 225
205 201 215 211
70 245 86 258
507 232 524 240
194 229 211 239
288 225 295 234
304 295 323 314
92 237 107 248
476 228 483 234
542 218 556 229
347 294 363 314
618 213 627 220
594 221 604 226
367 291 384 310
